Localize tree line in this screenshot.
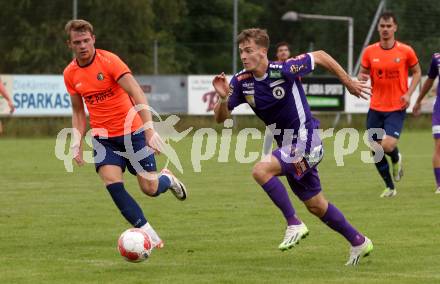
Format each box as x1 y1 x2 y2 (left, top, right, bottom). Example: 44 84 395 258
0 0 438 75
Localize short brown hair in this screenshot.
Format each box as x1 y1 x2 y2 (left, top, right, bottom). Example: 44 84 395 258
379 11 398 24
275 41 290 51
237 28 269 49
65 19 94 39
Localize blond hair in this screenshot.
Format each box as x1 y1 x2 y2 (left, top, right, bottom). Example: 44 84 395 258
65 19 94 39
237 28 269 49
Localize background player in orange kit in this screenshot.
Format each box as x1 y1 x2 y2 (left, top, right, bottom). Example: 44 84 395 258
358 12 421 197
63 19 187 251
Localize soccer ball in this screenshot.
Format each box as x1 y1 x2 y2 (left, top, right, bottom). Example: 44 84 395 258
118 228 152 262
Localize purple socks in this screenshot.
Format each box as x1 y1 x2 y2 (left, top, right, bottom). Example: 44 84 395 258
262 177 302 225
434 168 440 188
320 203 365 246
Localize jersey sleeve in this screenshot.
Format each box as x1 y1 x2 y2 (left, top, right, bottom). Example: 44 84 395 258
406 46 419 67
427 54 439 79
282 53 314 80
105 52 131 81
360 48 370 69
227 75 245 111
63 70 77 95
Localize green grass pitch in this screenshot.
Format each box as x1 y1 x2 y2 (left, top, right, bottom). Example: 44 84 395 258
0 130 439 283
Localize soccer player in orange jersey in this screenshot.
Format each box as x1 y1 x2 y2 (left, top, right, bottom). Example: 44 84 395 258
358 12 421 198
63 19 187 251
0 76 15 134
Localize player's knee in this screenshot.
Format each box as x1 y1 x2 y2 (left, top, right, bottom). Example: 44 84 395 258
434 149 440 160
381 141 396 153
139 179 158 196
252 162 270 184
306 204 326 217
304 198 327 217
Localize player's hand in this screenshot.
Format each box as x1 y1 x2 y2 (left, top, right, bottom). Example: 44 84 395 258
347 79 371 100
7 100 15 114
212 72 229 99
145 129 165 155
412 102 422 117
401 93 411 109
71 144 85 166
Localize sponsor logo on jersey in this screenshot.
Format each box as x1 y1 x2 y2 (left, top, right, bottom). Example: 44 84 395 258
373 58 380 62
394 57 401 63
272 86 285 99
290 64 306 74
242 82 254 89
84 88 115 104
269 63 283 69
243 90 255 95
269 70 282 78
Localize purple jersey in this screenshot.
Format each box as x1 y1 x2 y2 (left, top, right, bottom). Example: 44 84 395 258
429 53 440 137
228 53 319 151
428 53 440 98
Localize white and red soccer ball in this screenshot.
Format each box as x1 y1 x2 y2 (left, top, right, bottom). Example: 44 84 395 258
118 228 152 262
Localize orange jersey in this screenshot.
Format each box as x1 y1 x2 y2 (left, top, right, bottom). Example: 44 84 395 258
63 49 143 137
361 41 418 111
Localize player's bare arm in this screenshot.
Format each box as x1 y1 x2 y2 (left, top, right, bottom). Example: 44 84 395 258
117 73 164 153
413 77 435 116
70 93 87 166
358 66 371 82
212 72 231 123
402 63 422 108
311 50 371 100
0 78 15 113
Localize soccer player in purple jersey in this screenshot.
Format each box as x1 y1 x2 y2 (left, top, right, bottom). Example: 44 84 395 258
213 28 373 265
413 52 440 194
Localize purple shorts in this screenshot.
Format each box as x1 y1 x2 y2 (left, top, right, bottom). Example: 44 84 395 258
272 145 323 201
432 107 440 139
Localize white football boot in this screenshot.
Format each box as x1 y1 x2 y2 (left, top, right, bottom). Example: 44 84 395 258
392 153 403 182
278 223 309 251
380 188 397 198
141 222 164 249
345 237 373 266
161 168 187 201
